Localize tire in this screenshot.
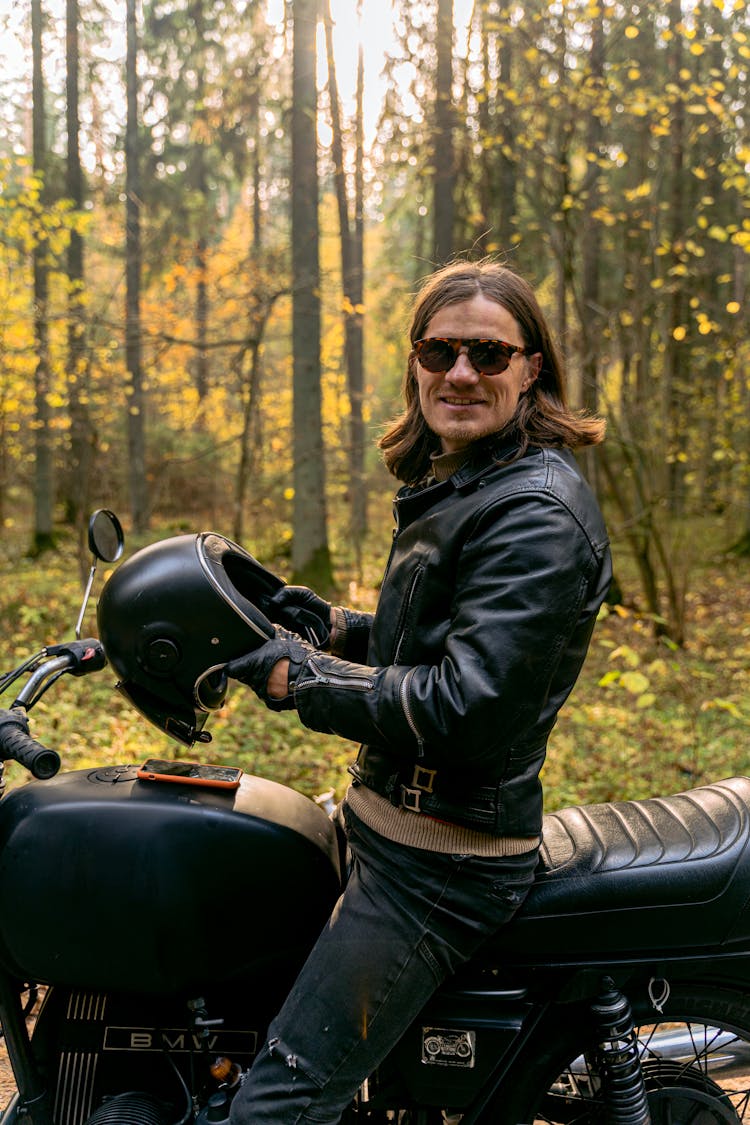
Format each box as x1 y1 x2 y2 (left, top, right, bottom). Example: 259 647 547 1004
494 983 750 1125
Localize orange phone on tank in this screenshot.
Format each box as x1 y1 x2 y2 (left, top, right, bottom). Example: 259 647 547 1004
136 758 242 790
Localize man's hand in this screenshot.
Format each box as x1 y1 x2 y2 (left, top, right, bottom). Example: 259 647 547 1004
266 658 291 700
269 586 332 648
225 628 313 712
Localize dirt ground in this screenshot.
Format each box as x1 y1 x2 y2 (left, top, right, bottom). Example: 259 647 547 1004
0 1040 16 1106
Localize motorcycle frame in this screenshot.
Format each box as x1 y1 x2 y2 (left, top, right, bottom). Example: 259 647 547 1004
6 951 750 1125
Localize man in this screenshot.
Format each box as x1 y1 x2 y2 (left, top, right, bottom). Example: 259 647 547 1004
227 259 612 1124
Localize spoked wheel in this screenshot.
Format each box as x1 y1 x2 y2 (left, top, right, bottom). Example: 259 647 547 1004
498 986 750 1125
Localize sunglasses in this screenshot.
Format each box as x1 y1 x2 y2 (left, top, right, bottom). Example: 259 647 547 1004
413 337 528 376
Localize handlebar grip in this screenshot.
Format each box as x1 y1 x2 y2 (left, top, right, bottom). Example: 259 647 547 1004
0 709 60 779
46 639 106 676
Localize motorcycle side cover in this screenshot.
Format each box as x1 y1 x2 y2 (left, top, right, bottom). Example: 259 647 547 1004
0 766 342 994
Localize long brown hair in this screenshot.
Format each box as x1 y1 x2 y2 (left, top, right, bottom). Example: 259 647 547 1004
379 260 605 484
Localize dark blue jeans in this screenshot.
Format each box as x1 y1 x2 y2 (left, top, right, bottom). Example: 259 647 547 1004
229 804 538 1125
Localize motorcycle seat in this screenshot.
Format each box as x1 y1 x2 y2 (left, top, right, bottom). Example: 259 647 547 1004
483 776 750 962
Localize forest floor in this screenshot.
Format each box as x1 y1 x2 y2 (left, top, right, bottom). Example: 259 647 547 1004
0 1046 14 1107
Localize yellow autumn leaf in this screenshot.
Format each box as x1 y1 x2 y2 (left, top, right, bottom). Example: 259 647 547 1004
619 671 650 695
625 181 652 201
610 645 640 668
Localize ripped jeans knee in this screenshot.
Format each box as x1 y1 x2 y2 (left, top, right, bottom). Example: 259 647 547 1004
229 1034 324 1125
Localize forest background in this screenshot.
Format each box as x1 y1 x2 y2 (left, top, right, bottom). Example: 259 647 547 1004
0 0 748 807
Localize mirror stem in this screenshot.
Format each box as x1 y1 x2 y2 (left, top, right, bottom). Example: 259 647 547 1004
75 562 98 639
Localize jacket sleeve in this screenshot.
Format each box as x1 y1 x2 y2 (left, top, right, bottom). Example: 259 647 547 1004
293 492 607 769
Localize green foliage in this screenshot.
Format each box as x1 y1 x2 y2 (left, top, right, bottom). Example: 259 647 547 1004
0 516 747 812
543 546 750 809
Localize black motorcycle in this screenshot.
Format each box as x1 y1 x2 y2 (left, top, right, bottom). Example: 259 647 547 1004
1 511 749 1125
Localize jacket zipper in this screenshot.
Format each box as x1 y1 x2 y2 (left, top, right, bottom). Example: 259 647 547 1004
400 667 425 757
294 655 375 693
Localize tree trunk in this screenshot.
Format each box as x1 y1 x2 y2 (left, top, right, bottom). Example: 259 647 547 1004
291 0 333 589
191 0 209 416
496 26 516 253
233 338 262 545
31 0 55 555
233 96 266 545
550 10 572 365
322 0 367 558
432 0 455 265
125 0 148 532
351 17 366 547
664 0 688 513
232 297 287 545
195 229 209 409
65 0 95 543
578 9 604 491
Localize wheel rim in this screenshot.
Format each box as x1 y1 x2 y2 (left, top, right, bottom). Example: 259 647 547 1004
533 1010 750 1124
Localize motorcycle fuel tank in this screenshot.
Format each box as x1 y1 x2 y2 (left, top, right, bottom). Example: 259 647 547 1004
0 766 342 994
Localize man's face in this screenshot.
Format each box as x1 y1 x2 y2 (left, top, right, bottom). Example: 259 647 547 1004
414 295 539 454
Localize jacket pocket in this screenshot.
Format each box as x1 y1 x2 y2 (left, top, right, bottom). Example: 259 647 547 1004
392 563 425 664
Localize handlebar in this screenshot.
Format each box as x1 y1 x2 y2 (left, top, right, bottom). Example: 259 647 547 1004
0 709 60 779
0 638 107 780
11 639 106 708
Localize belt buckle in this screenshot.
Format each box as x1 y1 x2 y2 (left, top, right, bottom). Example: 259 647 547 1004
400 765 438 813
400 786 422 812
411 764 437 793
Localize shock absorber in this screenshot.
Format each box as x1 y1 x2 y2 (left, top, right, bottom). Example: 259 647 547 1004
590 978 651 1125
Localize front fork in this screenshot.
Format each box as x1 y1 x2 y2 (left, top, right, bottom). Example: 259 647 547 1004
590 977 651 1125
0 973 53 1124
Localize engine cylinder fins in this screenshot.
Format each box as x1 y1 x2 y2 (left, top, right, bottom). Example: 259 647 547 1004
82 1092 174 1125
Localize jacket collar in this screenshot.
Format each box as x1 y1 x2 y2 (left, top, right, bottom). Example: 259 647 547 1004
394 433 524 522
449 432 522 489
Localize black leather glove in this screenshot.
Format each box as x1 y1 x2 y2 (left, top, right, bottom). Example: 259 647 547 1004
269 586 332 648
225 628 314 712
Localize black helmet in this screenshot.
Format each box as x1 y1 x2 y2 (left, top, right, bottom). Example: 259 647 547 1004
97 532 283 746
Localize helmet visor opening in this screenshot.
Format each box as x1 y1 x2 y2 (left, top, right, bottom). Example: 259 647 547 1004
223 551 284 611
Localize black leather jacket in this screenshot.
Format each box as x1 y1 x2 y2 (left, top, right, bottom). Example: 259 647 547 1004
292 437 612 835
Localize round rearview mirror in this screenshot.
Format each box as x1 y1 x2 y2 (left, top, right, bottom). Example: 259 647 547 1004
88 509 124 564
